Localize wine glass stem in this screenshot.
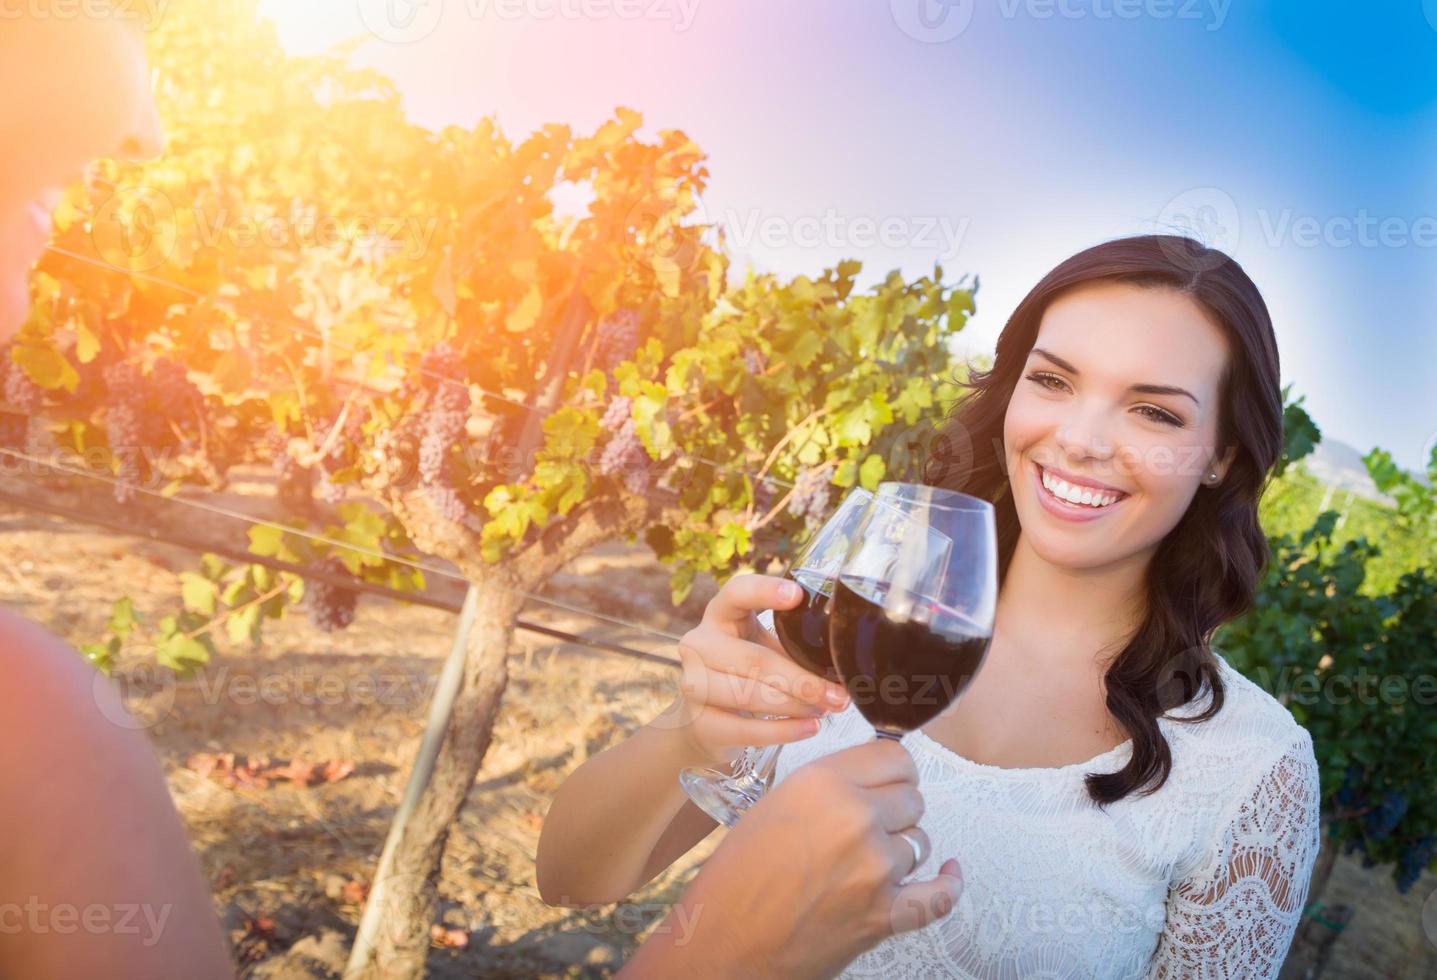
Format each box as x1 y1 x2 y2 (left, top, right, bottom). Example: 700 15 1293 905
874 730 904 742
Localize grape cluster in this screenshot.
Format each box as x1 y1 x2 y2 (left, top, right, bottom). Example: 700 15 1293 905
598 396 651 495
311 408 369 504
372 413 423 485
1334 764 1363 806
2 352 43 414
1363 790 1408 842
1334 766 1433 893
594 309 641 372
421 341 461 382
751 475 776 517
269 427 314 512
150 357 201 412
103 362 146 504
1396 835 1436 893
419 375 471 522
787 467 832 531
306 555 359 632
741 347 767 376
0 345 42 454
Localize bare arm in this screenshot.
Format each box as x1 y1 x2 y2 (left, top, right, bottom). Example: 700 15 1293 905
0 609 233 980
536 702 724 907
537 579 844 907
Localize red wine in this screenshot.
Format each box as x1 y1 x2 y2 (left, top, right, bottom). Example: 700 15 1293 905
829 576 991 736
773 571 840 682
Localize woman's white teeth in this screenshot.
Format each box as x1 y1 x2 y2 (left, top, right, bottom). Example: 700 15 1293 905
1042 469 1118 508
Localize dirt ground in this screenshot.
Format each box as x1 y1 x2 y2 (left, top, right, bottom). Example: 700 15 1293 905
0 500 1432 978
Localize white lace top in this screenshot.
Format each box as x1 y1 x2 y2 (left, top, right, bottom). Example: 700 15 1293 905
759 612 1323 978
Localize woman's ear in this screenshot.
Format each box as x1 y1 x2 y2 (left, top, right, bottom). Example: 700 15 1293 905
1206 445 1238 486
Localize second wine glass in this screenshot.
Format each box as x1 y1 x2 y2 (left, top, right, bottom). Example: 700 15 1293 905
677 486 875 828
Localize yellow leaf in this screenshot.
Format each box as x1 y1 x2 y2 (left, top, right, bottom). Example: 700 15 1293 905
14 344 79 392
76 320 100 364
211 349 253 394
652 257 681 298
505 286 543 333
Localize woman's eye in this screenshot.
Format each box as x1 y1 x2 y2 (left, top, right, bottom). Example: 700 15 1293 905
1136 406 1183 427
1026 372 1066 392
1027 372 1184 428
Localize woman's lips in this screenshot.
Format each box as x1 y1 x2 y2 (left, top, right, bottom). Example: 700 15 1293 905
1032 460 1129 523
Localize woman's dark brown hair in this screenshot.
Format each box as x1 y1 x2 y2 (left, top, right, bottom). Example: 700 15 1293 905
921 234 1285 807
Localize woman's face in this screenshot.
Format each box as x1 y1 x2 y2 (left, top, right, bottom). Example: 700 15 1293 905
1002 280 1235 572
0 15 162 338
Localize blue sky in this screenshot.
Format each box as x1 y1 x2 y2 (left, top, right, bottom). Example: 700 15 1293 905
260 0 1437 472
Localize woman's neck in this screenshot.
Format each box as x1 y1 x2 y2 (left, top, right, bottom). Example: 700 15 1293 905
996 531 1149 671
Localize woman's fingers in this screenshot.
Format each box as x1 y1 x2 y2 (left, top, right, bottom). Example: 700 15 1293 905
865 783 926 834
693 669 830 719
704 573 803 634
812 738 920 789
884 826 931 880
887 859 965 936
680 625 846 714
697 709 822 749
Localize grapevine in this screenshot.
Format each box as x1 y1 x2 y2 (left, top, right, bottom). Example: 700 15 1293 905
306 555 359 633
102 362 146 504
787 466 832 532
597 396 651 495
593 309 641 373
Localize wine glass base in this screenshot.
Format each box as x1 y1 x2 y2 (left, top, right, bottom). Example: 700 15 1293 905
678 766 764 829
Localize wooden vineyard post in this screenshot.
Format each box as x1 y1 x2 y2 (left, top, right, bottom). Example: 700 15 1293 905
344 585 479 978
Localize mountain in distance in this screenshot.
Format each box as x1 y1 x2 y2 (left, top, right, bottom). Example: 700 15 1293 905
1300 434 1431 506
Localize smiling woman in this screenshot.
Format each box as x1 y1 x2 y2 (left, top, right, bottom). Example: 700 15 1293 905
757 234 1321 977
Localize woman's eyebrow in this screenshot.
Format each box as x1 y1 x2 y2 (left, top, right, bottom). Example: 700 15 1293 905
1030 347 1201 407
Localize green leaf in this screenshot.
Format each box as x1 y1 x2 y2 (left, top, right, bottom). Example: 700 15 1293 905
226 603 262 646
107 596 138 638
157 633 210 673
859 454 887 491
670 565 696 606
248 524 288 558
179 572 218 616
505 285 543 333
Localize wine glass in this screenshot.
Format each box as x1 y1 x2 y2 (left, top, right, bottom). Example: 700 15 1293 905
829 483 998 742
678 486 875 829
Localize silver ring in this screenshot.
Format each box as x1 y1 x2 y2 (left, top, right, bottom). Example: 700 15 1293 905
897 829 928 872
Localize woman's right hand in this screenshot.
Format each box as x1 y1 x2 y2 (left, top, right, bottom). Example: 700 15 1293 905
662 573 850 768
619 738 964 979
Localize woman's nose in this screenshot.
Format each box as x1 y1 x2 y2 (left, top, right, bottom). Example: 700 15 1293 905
1055 410 1116 462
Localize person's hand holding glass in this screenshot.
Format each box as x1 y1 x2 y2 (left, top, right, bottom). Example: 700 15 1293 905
678 486 876 827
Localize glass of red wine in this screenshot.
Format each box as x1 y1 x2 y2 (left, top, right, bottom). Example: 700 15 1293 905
678 486 875 828
829 482 997 742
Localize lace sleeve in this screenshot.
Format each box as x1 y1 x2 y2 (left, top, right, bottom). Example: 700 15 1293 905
1149 731 1323 979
